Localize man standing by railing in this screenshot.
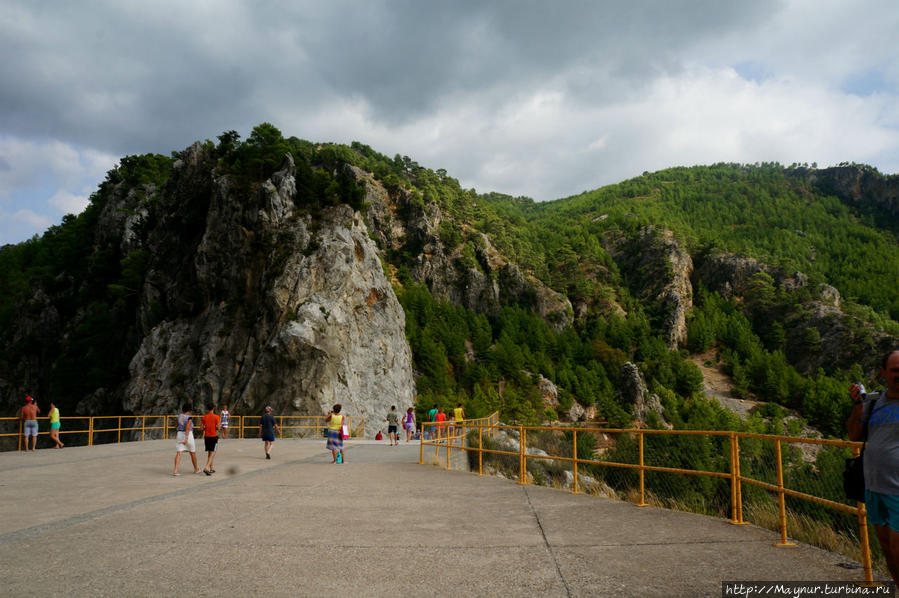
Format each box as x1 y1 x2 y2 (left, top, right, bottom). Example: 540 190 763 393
201 403 220 475
19 396 40 451
848 349 899 584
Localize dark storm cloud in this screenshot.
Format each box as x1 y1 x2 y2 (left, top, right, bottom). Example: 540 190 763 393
0 0 776 154
2 0 898 246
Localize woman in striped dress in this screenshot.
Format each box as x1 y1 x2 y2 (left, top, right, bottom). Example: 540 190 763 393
325 404 345 463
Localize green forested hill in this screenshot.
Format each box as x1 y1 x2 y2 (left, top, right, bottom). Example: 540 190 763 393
1 126 897 441
531 163 899 319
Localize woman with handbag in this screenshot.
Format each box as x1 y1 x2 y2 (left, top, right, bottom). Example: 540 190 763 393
325 404 346 464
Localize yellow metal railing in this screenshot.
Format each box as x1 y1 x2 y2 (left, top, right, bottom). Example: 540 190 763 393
419 421 874 584
0 414 366 450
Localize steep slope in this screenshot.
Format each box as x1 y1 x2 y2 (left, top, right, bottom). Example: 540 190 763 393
0 135 414 431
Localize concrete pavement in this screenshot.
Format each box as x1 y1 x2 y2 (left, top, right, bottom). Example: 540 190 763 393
0 438 883 597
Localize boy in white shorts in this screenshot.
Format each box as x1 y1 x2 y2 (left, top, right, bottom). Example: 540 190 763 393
173 404 200 475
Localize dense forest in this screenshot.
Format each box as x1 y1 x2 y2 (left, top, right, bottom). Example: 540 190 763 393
1 124 897 444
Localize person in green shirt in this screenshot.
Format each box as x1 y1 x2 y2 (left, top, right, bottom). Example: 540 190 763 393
386 406 400 446
427 404 438 440
48 401 64 449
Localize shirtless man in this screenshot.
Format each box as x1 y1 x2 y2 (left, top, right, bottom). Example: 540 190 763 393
20 396 40 451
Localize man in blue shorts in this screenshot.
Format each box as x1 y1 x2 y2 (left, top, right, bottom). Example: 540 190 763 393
260 406 280 460
19 396 40 451
848 349 899 583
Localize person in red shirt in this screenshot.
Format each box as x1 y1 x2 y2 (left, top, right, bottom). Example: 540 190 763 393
435 407 447 441
200 403 221 475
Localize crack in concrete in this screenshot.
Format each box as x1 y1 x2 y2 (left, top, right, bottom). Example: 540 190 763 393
524 485 573 598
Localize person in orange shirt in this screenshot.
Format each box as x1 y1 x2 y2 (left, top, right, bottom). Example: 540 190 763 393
200 403 221 475
435 407 447 440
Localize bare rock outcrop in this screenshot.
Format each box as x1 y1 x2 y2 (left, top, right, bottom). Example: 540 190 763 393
116 146 414 434
605 226 693 348
619 362 669 428
355 168 573 329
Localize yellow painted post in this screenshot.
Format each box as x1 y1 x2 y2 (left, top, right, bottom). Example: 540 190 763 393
478 425 483 476
572 429 579 494
729 433 738 523
447 421 453 468
637 432 647 506
519 426 527 485
141 416 145 442
774 440 795 547
852 442 874 584
419 426 424 464
18 420 22 452
733 434 746 525
88 417 94 447
164 415 169 440
118 416 122 444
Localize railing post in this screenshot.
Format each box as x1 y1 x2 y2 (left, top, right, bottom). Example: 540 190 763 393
774 440 795 546
118 416 122 444
88 417 94 447
852 442 874 584
519 426 527 485
164 415 168 440
141 415 145 442
434 423 440 459
729 433 746 525
419 424 424 464
729 433 738 523
478 425 483 476
637 431 646 506
572 429 579 494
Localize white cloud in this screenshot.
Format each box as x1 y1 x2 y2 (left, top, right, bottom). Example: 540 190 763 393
0 0 898 244
12 209 53 228
0 136 117 243
49 190 90 215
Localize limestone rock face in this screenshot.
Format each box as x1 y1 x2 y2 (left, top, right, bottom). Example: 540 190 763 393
805 166 899 216
115 145 413 434
619 362 669 428
606 226 693 348
355 169 573 330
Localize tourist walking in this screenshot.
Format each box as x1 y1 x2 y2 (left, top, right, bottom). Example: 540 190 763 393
848 349 899 584
325 404 346 463
435 407 447 440
19 396 40 451
260 406 280 459
173 404 200 476
386 406 399 446
201 403 220 475
451 402 465 441
403 407 415 442
427 404 438 440
48 401 64 448
220 404 230 439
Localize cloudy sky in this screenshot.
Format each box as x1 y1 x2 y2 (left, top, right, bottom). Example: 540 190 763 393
2 0 898 245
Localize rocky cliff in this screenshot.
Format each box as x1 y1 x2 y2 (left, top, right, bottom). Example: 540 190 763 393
604 226 693 348
3 143 414 433
357 166 573 329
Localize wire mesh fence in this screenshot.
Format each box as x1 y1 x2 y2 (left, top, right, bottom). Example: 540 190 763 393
434 423 877 582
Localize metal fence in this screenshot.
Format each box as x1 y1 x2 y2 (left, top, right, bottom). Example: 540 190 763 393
0 414 366 450
420 422 874 584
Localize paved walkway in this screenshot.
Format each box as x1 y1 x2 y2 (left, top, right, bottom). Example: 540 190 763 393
0 439 880 597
